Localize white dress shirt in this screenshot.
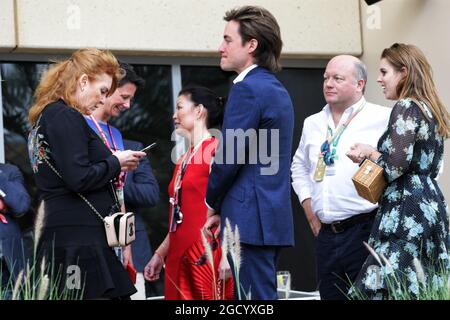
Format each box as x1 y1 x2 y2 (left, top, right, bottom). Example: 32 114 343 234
291 97 391 223
233 64 258 84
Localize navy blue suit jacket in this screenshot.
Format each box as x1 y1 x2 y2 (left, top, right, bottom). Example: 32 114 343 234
206 67 295 246
123 140 160 272
0 163 31 278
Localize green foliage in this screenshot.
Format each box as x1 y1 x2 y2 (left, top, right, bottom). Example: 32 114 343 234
1 202 84 300
0 255 85 300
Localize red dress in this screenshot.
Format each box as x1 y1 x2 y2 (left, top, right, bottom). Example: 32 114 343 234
165 137 233 300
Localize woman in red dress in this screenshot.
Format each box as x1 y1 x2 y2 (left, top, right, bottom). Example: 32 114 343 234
144 86 233 300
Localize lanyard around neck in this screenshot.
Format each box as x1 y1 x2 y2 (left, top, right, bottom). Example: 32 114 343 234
173 136 212 200
89 115 126 192
326 100 366 146
89 115 119 152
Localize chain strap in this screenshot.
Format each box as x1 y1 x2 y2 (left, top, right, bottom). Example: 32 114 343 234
42 157 106 223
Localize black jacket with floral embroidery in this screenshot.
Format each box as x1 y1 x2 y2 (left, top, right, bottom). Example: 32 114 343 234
28 100 121 227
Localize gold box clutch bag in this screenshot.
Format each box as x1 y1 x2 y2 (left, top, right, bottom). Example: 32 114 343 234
352 159 387 204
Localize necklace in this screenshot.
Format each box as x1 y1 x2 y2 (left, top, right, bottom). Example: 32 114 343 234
313 100 366 182
169 135 212 232
88 115 126 204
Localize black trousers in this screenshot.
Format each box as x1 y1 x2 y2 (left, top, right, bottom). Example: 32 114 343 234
316 215 374 300
1 259 12 299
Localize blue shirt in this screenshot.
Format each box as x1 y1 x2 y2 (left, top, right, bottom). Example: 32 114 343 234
85 116 124 151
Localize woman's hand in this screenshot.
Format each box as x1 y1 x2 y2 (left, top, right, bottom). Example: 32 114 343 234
122 244 133 268
203 213 221 238
113 150 146 171
218 253 232 280
346 143 376 163
144 253 164 282
0 199 6 213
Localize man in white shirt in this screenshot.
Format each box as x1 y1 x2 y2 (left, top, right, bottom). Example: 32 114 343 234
291 55 391 300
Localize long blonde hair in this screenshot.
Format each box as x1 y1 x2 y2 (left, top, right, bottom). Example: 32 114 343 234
28 48 121 125
381 43 450 138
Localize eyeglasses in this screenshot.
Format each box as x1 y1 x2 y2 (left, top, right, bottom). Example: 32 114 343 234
320 141 336 166
193 233 219 266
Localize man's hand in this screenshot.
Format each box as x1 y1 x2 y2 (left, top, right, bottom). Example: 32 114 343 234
308 215 322 237
206 208 216 218
302 198 321 237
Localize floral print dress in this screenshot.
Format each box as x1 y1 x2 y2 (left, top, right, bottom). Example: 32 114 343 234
351 99 450 299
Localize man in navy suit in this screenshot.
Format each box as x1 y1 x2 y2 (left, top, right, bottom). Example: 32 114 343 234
204 6 295 300
0 163 31 294
123 139 160 299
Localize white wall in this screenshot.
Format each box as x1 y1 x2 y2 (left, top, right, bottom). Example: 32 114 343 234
360 0 450 201
0 0 15 52
2 0 361 56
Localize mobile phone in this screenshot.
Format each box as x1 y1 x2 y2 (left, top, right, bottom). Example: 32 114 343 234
140 142 157 152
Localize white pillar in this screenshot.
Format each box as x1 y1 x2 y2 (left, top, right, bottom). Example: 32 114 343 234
171 65 186 161
0 68 5 163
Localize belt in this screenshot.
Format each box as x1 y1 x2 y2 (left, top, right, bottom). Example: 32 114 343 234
322 209 377 234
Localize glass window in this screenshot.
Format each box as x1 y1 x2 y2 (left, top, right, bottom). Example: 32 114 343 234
1 63 49 207
181 64 326 291
2 60 326 292
0 63 174 256
276 67 326 291
181 65 235 97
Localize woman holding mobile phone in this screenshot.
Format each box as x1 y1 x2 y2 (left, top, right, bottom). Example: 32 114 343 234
28 49 145 299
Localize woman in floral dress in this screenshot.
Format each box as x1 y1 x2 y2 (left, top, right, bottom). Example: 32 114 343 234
347 43 450 299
